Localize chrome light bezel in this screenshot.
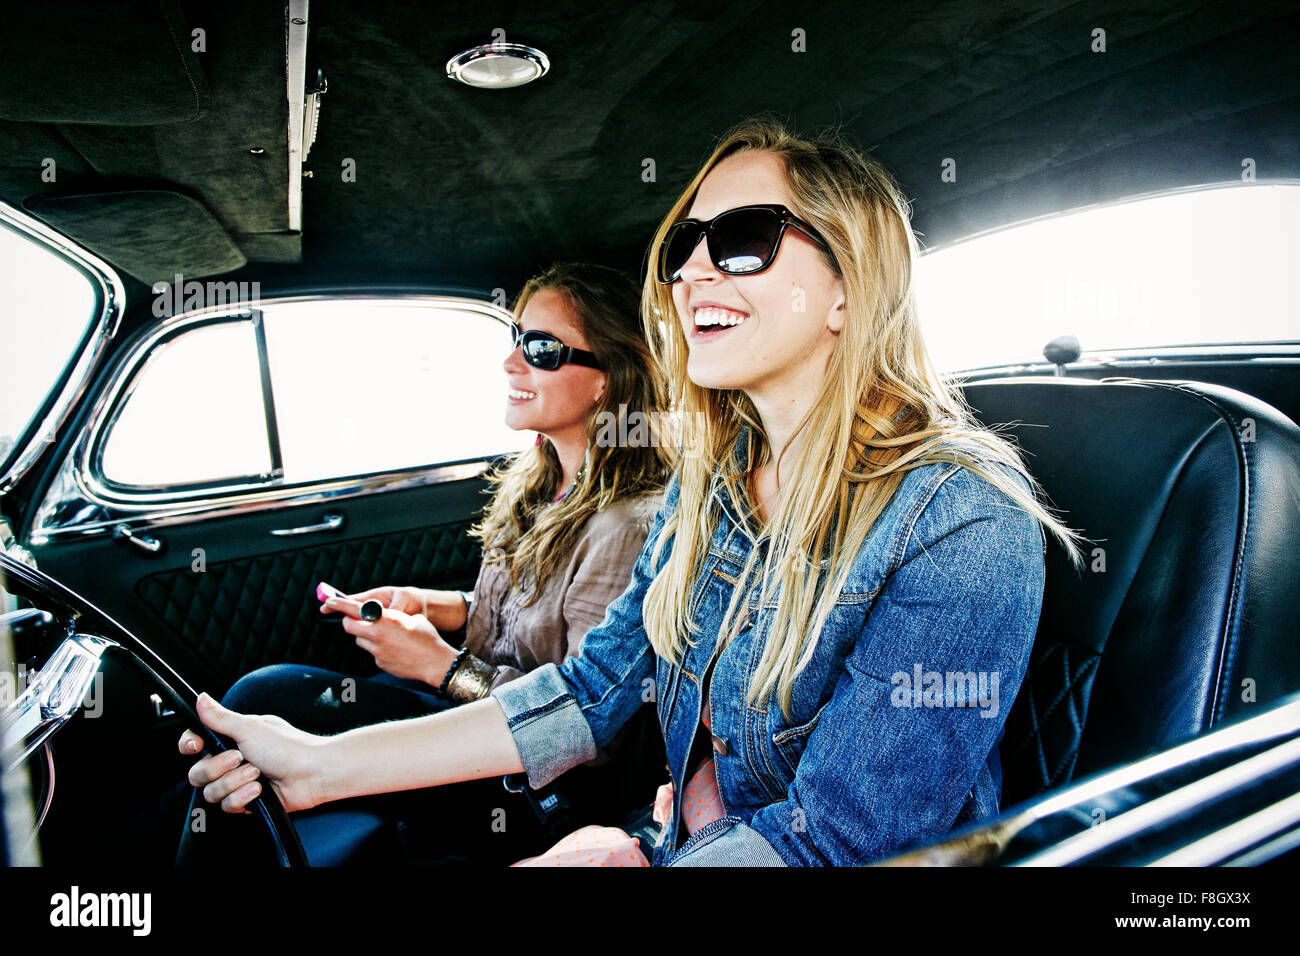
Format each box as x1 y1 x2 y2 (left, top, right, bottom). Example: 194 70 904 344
445 42 550 89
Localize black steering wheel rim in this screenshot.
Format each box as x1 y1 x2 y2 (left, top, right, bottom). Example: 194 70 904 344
0 551 309 867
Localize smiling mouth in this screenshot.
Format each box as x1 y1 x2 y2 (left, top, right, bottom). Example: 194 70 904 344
508 388 537 400
692 306 750 336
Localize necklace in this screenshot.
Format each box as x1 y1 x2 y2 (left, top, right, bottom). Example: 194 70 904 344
553 459 587 503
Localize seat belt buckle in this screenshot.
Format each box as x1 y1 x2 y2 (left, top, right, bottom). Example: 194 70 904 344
502 774 572 835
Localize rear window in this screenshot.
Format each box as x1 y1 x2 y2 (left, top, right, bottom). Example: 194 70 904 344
915 184 1300 373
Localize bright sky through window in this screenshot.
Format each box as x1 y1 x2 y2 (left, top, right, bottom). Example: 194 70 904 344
915 185 1300 373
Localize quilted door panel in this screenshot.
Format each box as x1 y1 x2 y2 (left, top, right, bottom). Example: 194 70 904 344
135 520 480 689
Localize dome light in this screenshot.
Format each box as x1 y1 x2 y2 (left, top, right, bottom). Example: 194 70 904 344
446 42 550 90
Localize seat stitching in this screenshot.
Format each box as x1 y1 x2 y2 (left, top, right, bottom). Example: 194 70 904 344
1005 650 1099 756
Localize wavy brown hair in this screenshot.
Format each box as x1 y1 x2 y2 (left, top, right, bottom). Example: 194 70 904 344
470 262 673 601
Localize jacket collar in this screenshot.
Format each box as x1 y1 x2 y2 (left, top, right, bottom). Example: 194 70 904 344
709 423 764 545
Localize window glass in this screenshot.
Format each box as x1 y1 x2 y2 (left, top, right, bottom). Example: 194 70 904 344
100 321 271 486
0 222 98 474
915 185 1300 372
262 299 528 483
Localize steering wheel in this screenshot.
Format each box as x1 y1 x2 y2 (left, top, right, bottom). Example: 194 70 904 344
0 551 308 866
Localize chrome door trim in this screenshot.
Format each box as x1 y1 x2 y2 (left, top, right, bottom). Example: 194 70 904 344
0 201 125 496
27 293 512 544
268 511 344 536
1019 735 1300 866
28 460 492 545
112 524 164 553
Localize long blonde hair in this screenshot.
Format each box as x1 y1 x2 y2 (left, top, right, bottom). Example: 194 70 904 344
640 118 1083 715
471 263 673 601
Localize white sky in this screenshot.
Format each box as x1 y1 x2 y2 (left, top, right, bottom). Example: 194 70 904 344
0 227 96 457
915 184 1300 371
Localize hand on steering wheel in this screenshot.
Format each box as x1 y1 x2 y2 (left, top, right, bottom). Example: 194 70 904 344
1 553 309 865
179 693 327 815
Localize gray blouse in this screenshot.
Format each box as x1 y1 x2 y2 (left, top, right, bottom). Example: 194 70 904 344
462 489 664 691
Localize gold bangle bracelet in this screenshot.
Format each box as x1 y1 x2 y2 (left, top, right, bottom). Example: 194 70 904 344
446 653 499 703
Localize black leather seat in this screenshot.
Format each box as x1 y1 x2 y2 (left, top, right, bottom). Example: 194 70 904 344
962 377 1300 807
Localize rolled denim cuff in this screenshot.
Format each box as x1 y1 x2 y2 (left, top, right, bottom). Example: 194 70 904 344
667 818 788 867
490 662 597 789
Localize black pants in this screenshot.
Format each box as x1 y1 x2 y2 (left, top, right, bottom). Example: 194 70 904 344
175 665 662 866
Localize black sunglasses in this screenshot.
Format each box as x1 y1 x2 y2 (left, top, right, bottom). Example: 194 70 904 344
656 203 834 284
510 322 602 370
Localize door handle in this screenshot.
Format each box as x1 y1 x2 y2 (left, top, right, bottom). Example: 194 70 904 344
113 524 163 554
269 512 344 537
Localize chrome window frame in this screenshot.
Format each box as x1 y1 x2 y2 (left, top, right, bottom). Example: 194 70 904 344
28 293 515 544
0 201 124 496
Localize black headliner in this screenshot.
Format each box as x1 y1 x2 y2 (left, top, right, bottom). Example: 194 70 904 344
2 0 1297 317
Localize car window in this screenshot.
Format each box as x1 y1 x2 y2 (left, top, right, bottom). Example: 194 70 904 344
915 184 1300 373
261 299 526 483
96 297 528 493
100 320 272 488
0 220 100 477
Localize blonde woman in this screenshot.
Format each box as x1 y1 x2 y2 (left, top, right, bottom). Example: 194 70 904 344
180 120 1080 866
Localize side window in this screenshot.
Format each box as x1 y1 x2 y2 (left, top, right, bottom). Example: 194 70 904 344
95 298 526 495
99 320 272 488
261 300 524 483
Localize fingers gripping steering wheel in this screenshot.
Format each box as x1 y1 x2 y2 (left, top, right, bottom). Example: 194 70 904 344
0 553 308 866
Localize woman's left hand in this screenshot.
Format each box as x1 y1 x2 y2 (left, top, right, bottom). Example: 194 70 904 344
323 595 458 687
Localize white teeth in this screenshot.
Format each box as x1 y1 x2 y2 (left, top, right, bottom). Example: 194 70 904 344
508 388 537 400
694 306 749 328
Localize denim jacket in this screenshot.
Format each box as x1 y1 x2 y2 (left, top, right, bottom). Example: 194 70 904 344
492 427 1047 866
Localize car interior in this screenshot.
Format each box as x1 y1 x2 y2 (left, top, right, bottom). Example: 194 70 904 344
2 1 1299 868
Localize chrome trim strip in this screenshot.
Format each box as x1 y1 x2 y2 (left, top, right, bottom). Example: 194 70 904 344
30 460 490 544
1223 823 1300 866
890 699 1300 868
28 293 512 543
1016 735 1300 866
1149 791 1300 867
0 201 125 496
286 0 310 232
1015 697 1300 825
